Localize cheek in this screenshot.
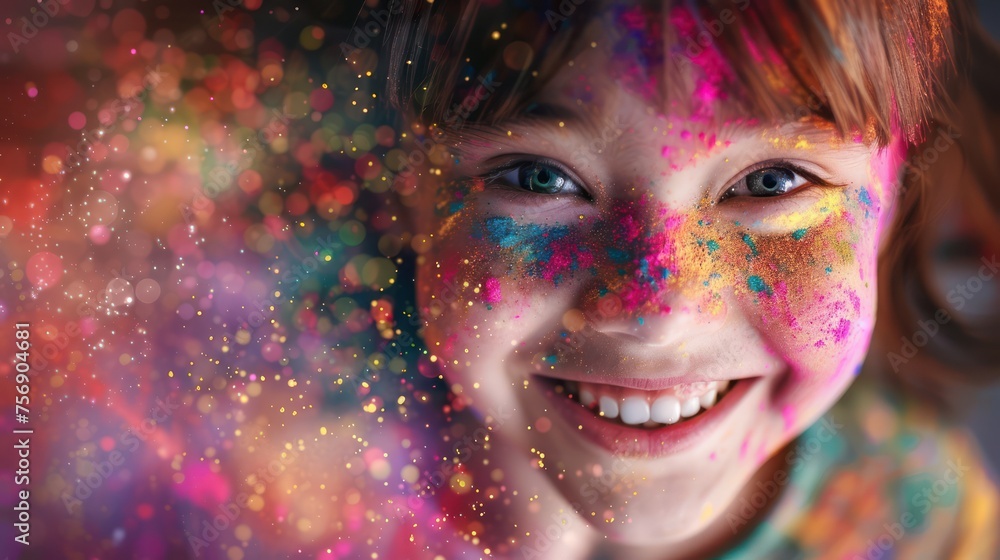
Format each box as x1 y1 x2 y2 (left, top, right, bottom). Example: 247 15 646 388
707 186 883 377
415 214 580 366
419 178 888 381
421 218 587 308
642 186 888 433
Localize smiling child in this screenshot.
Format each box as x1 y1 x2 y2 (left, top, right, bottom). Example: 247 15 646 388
371 0 1000 557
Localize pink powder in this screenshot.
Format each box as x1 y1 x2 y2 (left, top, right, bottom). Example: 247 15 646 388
781 405 796 433
833 318 851 343
483 277 502 304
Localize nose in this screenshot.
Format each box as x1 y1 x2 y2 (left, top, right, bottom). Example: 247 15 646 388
580 197 728 347
550 289 733 381
590 293 728 349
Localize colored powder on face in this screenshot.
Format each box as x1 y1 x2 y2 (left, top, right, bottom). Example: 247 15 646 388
848 290 861 315
857 186 875 219
477 216 594 284
602 202 684 314
742 233 759 259
461 179 869 325
435 178 484 218
858 187 872 207
665 7 735 114
607 247 630 263
482 277 502 304
607 5 668 101
832 318 851 343
781 406 796 433
747 275 772 295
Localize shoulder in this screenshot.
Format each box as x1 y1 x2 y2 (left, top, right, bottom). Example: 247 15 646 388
793 378 999 559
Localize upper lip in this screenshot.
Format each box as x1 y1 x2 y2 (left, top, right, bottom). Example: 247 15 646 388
534 372 752 391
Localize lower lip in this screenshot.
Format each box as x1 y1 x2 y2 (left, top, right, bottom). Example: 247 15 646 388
537 376 761 458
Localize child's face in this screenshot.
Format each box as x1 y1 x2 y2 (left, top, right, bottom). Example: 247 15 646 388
412 11 903 542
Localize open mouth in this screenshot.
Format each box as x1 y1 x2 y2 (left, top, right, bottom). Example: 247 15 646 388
542 377 736 428
534 374 760 456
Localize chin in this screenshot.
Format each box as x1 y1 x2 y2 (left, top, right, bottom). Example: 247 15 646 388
497 362 787 541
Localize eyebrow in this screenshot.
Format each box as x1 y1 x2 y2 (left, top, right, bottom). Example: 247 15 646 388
450 96 852 159
522 101 584 122
514 99 838 139
512 100 609 134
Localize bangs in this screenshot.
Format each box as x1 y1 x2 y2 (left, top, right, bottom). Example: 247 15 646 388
380 0 963 146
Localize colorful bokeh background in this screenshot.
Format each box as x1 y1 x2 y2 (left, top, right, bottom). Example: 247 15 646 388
1 1 999 559
0 1 473 558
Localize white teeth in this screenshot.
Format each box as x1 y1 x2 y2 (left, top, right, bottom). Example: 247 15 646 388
619 397 650 425
650 395 681 424
568 378 736 427
699 389 717 410
599 396 619 419
680 397 700 418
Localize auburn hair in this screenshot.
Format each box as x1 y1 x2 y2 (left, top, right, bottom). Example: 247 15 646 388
371 0 1000 411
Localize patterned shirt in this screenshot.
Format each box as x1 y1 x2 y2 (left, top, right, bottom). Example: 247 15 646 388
719 378 999 560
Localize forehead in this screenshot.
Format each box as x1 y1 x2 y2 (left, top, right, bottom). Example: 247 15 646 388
399 0 940 148
533 8 805 130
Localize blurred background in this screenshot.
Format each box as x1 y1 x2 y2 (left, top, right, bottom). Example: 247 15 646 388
0 1 442 558
959 0 1000 475
0 1 997 559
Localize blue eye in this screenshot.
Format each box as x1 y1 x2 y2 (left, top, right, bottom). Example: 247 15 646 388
726 167 809 198
521 164 566 193
497 162 583 196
